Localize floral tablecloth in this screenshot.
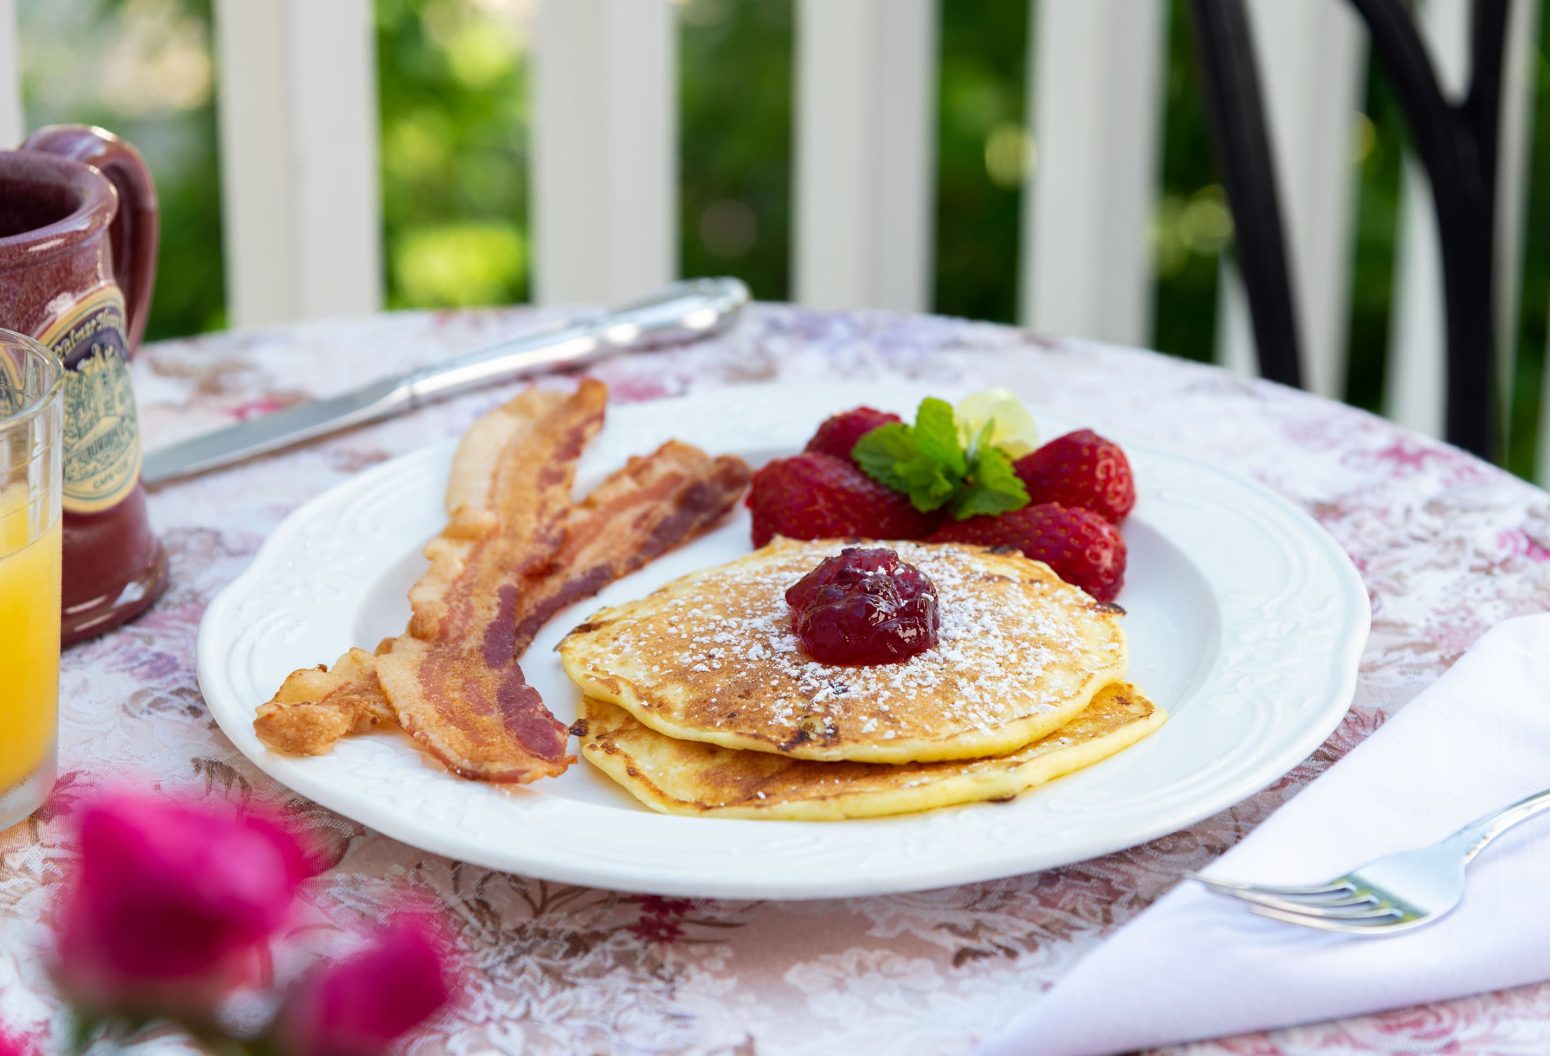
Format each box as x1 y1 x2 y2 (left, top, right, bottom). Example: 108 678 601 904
5 304 1550 1055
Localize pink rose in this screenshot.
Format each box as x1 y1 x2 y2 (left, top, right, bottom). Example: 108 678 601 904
271 915 453 1056
0 1028 39 1056
53 792 318 1018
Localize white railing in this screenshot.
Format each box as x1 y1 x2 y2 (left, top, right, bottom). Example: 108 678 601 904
211 0 383 326
1 0 1545 474
795 0 937 312
0 0 21 148
532 0 677 304
1023 0 1166 350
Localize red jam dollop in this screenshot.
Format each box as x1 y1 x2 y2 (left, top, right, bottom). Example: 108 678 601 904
785 547 939 665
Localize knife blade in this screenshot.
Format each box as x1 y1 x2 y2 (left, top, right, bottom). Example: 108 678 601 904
141 277 749 485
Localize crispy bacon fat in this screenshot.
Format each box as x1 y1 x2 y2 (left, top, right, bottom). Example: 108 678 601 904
253 645 393 755
252 380 752 785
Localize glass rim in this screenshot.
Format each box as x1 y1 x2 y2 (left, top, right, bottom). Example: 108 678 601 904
0 328 64 431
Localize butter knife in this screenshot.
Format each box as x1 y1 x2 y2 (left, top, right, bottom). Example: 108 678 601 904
141 277 750 485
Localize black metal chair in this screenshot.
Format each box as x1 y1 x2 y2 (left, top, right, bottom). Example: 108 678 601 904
1189 0 1507 460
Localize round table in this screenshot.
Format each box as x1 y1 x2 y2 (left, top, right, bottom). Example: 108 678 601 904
6 305 1550 1054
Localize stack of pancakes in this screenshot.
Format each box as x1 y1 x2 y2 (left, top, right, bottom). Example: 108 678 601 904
558 538 1166 819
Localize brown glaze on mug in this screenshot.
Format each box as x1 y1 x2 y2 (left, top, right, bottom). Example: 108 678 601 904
0 125 165 645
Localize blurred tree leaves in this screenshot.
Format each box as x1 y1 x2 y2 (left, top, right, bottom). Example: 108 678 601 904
1152 0 1223 365
19 0 225 341
1343 66 1404 417
376 0 529 309
678 0 793 300
1505 13 1550 478
932 0 1027 323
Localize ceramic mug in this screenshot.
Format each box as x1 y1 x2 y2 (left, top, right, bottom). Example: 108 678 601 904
0 125 165 645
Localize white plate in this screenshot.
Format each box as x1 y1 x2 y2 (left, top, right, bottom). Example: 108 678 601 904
199 383 1370 899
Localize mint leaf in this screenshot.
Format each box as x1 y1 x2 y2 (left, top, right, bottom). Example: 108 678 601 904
895 456 959 510
852 403 966 512
912 397 967 476
950 442 1030 519
851 423 918 493
852 396 1032 516
965 418 995 461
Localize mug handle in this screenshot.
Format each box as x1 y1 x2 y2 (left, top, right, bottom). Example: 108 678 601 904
21 124 160 351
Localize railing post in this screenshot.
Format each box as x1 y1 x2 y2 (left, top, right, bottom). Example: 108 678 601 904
212 0 383 328
531 0 677 306
1021 0 1167 348
0 0 23 146
794 0 938 312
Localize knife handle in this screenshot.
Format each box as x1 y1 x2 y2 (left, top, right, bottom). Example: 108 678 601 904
403 277 750 405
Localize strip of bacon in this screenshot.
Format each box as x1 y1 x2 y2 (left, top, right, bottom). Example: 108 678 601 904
510 441 752 655
403 383 601 642
380 439 750 780
376 382 607 782
252 393 752 774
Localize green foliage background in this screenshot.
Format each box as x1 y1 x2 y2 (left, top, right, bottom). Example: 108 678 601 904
16 0 1550 476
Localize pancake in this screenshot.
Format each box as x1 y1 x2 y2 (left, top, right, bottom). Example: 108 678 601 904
576 682 1166 819
557 538 1128 763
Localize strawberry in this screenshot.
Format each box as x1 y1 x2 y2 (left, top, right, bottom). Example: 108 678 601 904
930 502 1126 602
1013 429 1135 524
747 453 937 547
805 406 903 461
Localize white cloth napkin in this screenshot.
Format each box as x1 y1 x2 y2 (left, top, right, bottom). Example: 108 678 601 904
983 613 1550 1056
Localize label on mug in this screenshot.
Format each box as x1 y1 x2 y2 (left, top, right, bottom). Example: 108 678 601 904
36 285 142 514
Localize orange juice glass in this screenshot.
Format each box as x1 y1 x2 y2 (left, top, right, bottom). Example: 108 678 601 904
0 330 62 830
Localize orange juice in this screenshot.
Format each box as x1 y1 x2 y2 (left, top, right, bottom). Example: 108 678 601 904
0 486 59 792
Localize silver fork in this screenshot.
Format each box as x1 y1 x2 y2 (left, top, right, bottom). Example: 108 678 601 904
1193 785 1550 934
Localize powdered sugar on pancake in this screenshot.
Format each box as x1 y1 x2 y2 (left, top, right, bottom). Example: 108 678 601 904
559 538 1128 761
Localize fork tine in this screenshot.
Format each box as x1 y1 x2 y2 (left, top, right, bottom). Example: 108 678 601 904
1247 903 1406 933
1190 873 1355 899
1205 887 1380 915
1239 895 1394 919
